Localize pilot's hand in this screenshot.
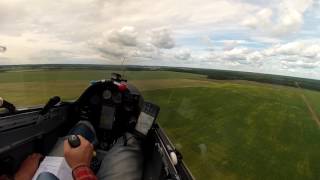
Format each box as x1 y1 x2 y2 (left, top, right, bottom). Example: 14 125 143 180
64 135 93 169
14 153 43 180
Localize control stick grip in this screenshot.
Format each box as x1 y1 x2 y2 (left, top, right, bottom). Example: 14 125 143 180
68 135 81 148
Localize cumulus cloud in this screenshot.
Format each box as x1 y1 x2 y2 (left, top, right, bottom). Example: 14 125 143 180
90 27 176 62
281 60 319 69
108 26 138 47
223 40 241 51
205 47 264 66
0 0 319 78
151 29 175 49
263 41 320 69
197 39 320 72
242 0 314 36
0 32 99 64
242 8 273 29
175 49 191 60
264 41 320 59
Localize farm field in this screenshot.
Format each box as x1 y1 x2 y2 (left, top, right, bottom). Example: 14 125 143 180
1 69 320 180
144 86 320 180
0 70 206 106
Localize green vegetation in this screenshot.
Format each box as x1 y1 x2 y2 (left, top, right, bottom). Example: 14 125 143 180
0 69 205 83
305 90 320 117
144 85 320 180
1 68 320 180
0 70 205 106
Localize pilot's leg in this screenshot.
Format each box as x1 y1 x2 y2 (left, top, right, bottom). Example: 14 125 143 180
97 133 144 180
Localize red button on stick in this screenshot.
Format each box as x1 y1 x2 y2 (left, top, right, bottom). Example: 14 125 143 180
118 83 127 92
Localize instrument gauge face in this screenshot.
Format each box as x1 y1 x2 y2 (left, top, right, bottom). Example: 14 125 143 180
103 90 112 100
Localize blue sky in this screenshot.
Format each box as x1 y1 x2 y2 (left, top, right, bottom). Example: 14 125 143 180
0 0 320 79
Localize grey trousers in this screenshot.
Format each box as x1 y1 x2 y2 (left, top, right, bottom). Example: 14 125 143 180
49 133 144 180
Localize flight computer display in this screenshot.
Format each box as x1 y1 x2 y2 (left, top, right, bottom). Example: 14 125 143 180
99 105 115 130
135 102 160 135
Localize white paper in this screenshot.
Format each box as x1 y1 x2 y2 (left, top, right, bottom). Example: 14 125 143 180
32 156 72 180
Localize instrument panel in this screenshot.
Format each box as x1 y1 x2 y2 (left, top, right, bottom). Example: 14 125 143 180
75 79 143 149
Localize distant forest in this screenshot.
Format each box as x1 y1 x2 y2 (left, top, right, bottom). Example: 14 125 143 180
1 64 320 91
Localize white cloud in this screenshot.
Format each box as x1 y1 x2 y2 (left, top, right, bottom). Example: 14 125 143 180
90 27 177 62
194 39 320 73
151 29 175 49
108 26 138 47
267 41 320 70
264 41 320 59
242 0 314 36
223 40 241 50
0 32 99 64
242 8 273 29
206 47 264 66
175 49 191 60
281 60 319 69
0 0 319 78
200 36 215 47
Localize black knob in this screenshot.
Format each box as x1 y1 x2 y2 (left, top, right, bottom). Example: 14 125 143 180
68 135 81 148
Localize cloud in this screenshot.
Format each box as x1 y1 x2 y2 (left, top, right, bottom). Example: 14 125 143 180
242 0 314 36
196 46 264 69
151 29 175 49
108 26 138 47
175 49 191 60
0 32 100 64
0 0 319 78
200 36 214 47
264 41 320 59
242 8 273 29
223 40 241 51
89 26 177 62
213 47 264 66
196 39 320 73
266 41 320 70
281 60 319 69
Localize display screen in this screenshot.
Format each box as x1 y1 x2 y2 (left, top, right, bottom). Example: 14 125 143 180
99 105 115 130
135 112 155 135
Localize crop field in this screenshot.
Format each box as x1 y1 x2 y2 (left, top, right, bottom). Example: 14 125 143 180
1 69 320 180
0 70 206 106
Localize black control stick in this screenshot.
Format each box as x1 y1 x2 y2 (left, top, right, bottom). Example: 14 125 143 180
68 134 99 172
68 135 81 148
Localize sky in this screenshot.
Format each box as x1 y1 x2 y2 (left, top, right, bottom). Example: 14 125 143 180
0 0 320 79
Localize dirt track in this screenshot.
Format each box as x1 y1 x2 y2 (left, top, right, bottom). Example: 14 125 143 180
295 82 320 128
300 94 320 127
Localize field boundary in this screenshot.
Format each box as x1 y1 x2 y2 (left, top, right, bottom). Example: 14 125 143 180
295 82 320 127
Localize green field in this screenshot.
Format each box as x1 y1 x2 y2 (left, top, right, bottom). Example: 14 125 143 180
1 69 320 180
0 70 206 106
